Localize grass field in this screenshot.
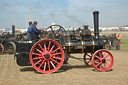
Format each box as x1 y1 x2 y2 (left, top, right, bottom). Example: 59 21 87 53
120 39 128 51
100 31 128 51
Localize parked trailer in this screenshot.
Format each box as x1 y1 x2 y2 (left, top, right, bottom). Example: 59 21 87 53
15 11 114 73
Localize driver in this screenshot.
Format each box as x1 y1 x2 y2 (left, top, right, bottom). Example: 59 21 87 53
30 21 43 41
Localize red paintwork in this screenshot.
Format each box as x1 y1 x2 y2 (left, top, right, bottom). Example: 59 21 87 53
93 49 114 71
30 39 64 73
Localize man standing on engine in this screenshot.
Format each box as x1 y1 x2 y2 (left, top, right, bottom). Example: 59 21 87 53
27 21 33 41
30 21 42 41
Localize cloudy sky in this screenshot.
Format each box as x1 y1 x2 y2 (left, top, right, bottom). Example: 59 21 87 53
0 0 128 28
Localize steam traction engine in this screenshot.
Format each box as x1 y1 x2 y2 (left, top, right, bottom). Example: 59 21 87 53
15 11 114 73
0 26 16 54
0 25 26 54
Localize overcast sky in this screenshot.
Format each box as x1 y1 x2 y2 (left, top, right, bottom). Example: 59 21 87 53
0 0 128 28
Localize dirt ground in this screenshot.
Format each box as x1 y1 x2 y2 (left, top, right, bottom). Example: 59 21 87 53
0 50 128 85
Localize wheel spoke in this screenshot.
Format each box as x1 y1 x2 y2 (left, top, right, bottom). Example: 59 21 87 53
58 27 61 32
100 63 102 69
96 62 102 67
49 44 55 53
95 55 100 59
38 44 45 52
32 53 41 56
44 42 47 52
33 57 42 60
53 56 62 60
48 41 51 51
44 62 46 71
48 61 51 71
103 54 109 59
99 52 102 58
103 63 107 69
39 60 45 68
50 61 56 69
51 58 59 64
34 59 42 65
86 58 91 60
52 52 61 56
106 59 111 61
86 54 92 57
105 62 110 66
35 48 43 54
103 52 106 58
51 48 60 53
94 60 99 62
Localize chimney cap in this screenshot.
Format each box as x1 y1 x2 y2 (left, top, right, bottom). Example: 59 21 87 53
93 11 99 14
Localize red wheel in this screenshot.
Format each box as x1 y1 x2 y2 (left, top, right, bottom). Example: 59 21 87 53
83 53 93 68
0 43 4 54
30 39 64 73
93 49 114 72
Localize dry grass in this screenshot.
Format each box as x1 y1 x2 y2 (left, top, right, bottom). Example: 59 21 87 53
0 50 128 85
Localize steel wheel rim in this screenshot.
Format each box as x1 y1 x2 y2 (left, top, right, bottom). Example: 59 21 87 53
93 49 114 71
83 53 93 68
6 42 16 54
30 39 64 73
0 44 4 54
46 25 67 37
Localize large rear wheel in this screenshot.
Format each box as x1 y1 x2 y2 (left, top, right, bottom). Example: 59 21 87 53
30 39 64 73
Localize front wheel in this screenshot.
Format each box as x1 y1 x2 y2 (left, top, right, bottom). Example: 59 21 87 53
93 49 114 72
30 39 64 73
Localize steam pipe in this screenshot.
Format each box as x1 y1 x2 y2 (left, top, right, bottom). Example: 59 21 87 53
93 11 99 39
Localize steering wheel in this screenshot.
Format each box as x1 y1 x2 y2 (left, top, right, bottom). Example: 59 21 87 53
46 25 67 37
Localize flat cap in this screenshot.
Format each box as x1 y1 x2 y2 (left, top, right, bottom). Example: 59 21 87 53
34 21 38 24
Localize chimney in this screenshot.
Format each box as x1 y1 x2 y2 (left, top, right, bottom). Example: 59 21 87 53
93 11 99 39
83 25 89 29
12 25 15 35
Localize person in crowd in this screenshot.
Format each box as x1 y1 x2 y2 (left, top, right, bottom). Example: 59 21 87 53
116 40 120 50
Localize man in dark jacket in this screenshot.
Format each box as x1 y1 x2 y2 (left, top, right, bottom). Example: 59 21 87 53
30 21 42 40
